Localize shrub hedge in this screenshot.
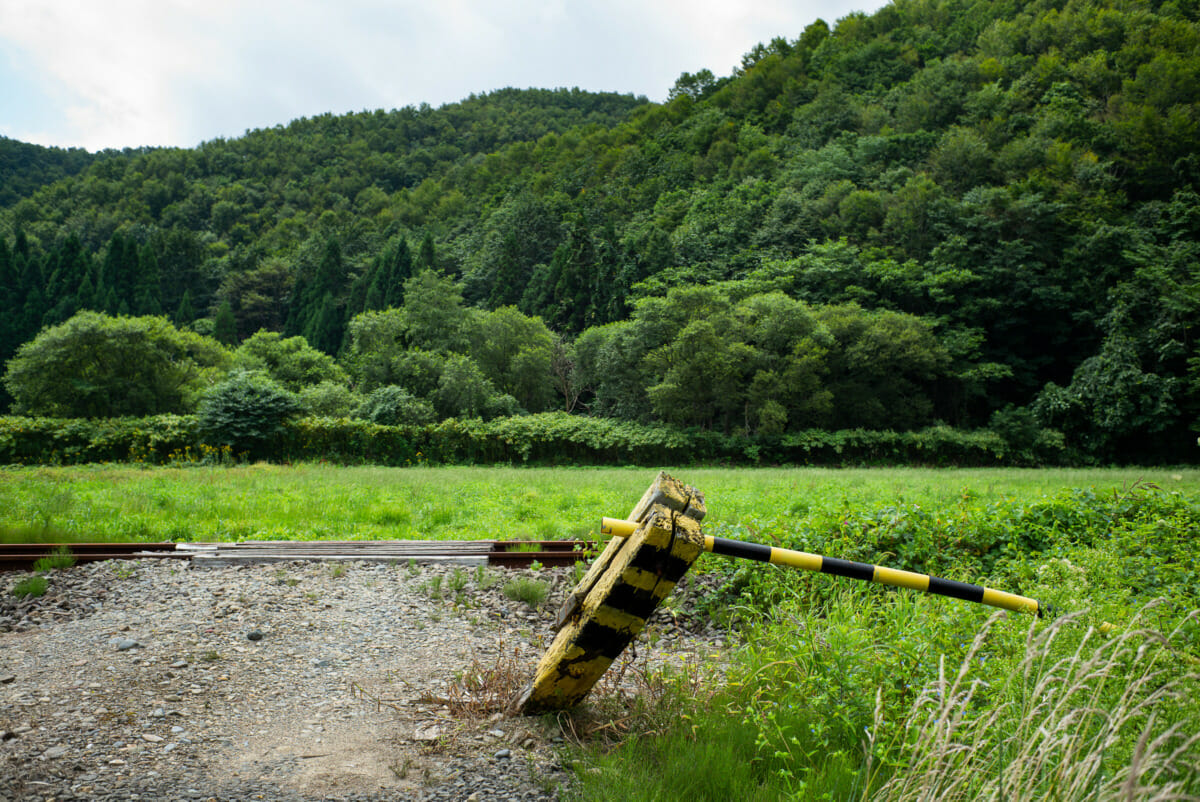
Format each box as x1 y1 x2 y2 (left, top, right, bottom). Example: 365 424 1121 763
0 412 1066 467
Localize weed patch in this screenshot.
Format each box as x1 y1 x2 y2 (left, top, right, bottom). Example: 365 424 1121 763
502 577 550 608
11 574 49 598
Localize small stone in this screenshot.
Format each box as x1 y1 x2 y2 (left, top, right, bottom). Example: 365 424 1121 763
246 630 264 641
0 673 15 684
413 724 441 742
494 748 512 760
142 733 164 742
42 745 68 759
116 639 139 651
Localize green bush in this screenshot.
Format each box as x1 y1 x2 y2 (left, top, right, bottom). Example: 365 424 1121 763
298 381 360 417
278 417 419 465
0 414 201 464
354 385 436 426
0 412 1071 467
197 372 301 460
232 330 349 391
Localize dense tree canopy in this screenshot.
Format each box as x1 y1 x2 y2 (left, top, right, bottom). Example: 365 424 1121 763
2 0 1199 460
3 312 231 418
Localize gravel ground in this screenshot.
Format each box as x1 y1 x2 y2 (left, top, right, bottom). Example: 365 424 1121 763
0 556 729 801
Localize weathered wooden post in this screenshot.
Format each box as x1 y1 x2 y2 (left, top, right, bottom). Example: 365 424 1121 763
509 471 705 714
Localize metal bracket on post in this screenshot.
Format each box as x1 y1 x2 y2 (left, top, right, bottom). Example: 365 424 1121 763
509 472 705 715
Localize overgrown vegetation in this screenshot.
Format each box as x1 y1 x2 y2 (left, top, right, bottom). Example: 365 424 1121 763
566 483 1200 800
1 411 1048 467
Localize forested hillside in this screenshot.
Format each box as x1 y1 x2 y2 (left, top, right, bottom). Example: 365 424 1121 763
0 137 109 208
2 0 1198 462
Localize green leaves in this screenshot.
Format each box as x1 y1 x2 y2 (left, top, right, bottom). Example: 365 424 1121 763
197 372 301 460
3 311 231 418
233 330 349 392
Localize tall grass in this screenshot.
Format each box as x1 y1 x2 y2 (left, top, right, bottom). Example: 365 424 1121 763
568 599 1200 801
872 606 1200 801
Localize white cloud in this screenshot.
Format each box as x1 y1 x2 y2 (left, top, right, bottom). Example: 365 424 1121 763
0 0 885 151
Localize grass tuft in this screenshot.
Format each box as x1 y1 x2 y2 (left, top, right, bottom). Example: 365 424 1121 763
502 577 550 608
12 574 49 598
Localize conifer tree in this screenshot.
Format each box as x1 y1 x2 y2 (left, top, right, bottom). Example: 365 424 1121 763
133 243 163 315
100 232 140 312
214 300 238 345
303 292 343 355
417 232 436 273
42 235 93 325
0 237 18 370
175 289 196 325
385 237 413 308
363 257 387 311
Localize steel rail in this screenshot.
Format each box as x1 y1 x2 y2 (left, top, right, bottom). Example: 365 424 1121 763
0 540 595 571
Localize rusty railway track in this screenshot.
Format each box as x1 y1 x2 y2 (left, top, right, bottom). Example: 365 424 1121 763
0 540 595 571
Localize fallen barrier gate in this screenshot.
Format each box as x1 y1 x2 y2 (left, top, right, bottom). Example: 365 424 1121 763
510 470 1074 715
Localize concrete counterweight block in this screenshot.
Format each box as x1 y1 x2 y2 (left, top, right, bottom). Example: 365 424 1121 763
510 472 705 714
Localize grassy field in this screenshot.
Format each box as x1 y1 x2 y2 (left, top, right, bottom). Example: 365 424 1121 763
1 463 1196 544
3 462 1198 799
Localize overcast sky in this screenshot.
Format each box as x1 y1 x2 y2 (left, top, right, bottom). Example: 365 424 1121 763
1 0 888 153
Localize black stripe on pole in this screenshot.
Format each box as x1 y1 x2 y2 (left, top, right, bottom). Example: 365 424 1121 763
820 556 875 583
577 620 635 660
605 583 663 621
709 536 773 563
927 576 986 603
628 549 693 583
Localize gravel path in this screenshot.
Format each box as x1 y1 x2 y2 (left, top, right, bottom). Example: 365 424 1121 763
1 556 728 801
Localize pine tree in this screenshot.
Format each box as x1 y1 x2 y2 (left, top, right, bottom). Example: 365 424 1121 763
175 289 196 325
487 232 525 309
133 244 163 315
284 268 309 337
42 234 93 325
0 236 17 366
364 256 387 311
214 300 238 345
101 232 140 312
303 291 344 355
75 268 98 311
385 237 413 308
417 233 436 273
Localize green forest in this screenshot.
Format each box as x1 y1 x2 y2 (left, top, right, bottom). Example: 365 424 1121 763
2 0 1199 464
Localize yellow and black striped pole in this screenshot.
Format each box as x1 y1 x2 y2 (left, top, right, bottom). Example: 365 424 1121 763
601 517 1044 617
